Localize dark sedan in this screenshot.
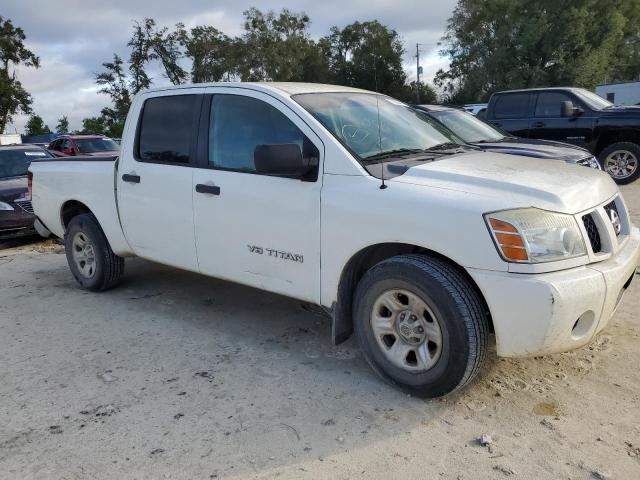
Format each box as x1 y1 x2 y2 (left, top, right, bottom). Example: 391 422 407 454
0 145 52 240
415 104 601 170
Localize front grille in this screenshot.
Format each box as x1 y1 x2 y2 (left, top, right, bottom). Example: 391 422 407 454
14 200 34 214
582 214 601 253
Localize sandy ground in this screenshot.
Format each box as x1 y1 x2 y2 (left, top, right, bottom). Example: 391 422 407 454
1 186 640 480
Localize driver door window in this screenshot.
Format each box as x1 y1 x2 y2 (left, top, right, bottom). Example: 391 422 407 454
209 94 318 179
535 92 574 117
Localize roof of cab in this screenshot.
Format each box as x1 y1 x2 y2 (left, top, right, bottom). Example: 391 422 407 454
140 81 373 97
415 104 461 112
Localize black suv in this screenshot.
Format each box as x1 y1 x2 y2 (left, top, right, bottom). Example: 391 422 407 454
484 87 640 183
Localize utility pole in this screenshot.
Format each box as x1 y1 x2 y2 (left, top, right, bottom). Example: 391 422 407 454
415 43 423 104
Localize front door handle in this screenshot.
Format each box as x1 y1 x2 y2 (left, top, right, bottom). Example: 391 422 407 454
122 173 140 183
492 121 501 127
195 184 221 195
533 121 546 128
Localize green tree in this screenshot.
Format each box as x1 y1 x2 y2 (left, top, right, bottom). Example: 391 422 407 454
0 17 39 134
24 114 50 136
127 19 154 93
436 0 640 103
95 54 132 137
401 81 438 104
55 115 69 133
177 24 235 82
236 8 323 82
79 116 106 135
321 21 407 98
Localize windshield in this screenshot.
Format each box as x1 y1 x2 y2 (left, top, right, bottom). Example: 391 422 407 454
293 93 462 161
429 109 505 143
75 138 120 153
0 149 50 178
573 89 613 110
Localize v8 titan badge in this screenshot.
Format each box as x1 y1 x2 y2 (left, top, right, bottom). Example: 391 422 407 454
248 245 303 263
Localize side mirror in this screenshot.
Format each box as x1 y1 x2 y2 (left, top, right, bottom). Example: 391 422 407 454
254 144 309 178
63 148 75 156
561 100 575 117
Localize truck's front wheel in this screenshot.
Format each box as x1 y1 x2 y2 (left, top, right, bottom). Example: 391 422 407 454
353 254 488 397
65 213 124 291
599 142 640 184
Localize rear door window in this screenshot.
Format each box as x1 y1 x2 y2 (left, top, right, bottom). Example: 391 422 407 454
137 95 198 164
493 94 530 119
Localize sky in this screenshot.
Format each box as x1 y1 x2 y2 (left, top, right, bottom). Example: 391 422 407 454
3 0 457 133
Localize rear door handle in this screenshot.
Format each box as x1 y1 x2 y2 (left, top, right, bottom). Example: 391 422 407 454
195 184 221 195
122 173 140 183
533 121 546 128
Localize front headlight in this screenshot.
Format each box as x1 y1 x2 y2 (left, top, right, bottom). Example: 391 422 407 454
577 156 602 170
485 208 587 263
0 201 15 211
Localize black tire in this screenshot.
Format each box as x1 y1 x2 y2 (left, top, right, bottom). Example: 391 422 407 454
64 213 124 291
353 254 488 397
598 142 640 185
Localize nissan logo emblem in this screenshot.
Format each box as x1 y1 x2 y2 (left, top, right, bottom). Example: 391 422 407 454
609 209 622 235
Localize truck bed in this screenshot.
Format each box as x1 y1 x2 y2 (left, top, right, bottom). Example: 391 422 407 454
29 156 133 256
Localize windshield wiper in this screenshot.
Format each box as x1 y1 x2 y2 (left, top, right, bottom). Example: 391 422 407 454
423 142 465 151
362 148 427 163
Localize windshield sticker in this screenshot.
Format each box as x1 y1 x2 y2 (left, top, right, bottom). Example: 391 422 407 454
25 151 47 156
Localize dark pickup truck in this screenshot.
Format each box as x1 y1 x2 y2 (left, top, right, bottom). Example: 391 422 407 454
484 87 640 184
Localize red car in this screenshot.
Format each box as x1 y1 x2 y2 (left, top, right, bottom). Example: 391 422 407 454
47 135 120 157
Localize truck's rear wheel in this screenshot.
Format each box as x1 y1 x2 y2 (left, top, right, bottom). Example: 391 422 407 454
65 213 124 291
353 254 488 397
599 142 640 184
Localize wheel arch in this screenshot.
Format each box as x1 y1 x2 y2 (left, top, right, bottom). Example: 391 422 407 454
331 242 493 345
60 200 95 231
595 127 640 155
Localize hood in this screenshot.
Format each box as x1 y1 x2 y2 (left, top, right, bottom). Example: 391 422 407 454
600 105 640 115
0 175 28 202
390 151 616 214
471 137 590 162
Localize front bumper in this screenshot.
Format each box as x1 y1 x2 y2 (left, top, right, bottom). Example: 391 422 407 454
469 227 640 357
0 210 36 240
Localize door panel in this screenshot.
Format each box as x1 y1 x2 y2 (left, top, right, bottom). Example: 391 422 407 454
118 92 202 271
119 163 197 270
192 89 323 302
490 93 532 137
528 92 595 147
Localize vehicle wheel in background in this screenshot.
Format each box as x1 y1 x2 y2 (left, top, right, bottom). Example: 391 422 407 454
64 213 124 291
353 254 489 398
599 142 640 184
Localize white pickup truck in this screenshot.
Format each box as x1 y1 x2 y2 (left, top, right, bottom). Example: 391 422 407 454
29 82 640 397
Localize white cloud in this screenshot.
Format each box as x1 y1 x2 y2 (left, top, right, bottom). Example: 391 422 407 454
4 0 457 133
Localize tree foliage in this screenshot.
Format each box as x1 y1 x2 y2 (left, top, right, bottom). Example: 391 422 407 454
436 0 640 103
83 9 438 130
95 55 131 137
55 115 69 133
0 17 39 134
79 116 107 135
320 21 408 98
24 114 50 136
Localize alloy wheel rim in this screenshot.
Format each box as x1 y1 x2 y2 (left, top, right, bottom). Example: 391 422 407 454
605 150 638 179
72 232 96 279
370 288 443 372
